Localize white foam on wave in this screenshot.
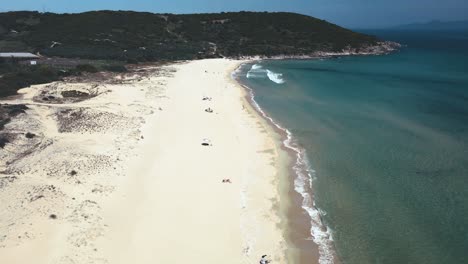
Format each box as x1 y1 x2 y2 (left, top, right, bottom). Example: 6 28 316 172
233 63 336 264
246 72 261 79
283 128 335 264
246 64 265 79
266 70 285 84
246 64 285 84
251 64 263 70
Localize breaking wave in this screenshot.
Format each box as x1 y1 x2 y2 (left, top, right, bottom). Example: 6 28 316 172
246 64 285 84
266 70 285 84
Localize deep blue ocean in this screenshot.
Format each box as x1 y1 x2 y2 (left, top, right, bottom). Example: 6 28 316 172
238 30 468 264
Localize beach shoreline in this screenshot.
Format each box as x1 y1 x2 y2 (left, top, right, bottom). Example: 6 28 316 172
0 58 297 264
234 62 340 264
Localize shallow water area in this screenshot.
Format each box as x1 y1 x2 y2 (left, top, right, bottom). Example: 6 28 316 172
237 30 468 264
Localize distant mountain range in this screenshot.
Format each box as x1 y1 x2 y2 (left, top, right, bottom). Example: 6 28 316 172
392 20 468 31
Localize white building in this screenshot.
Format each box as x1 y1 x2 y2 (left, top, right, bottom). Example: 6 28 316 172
0 52 40 59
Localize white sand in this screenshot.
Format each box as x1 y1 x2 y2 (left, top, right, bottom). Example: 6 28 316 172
0 59 288 264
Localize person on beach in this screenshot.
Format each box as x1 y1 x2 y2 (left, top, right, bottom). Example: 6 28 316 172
260 255 270 264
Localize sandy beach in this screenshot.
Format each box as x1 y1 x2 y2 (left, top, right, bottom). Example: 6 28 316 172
0 59 293 264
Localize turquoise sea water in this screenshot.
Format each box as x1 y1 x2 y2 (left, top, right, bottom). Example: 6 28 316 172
237 31 468 264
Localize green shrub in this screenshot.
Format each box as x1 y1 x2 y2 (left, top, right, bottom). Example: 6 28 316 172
0 118 11 130
103 65 127 72
75 64 99 73
61 90 89 97
25 132 36 138
0 136 9 148
0 66 60 97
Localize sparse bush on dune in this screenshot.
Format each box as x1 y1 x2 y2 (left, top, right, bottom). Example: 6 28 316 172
0 118 10 130
0 62 126 99
102 65 127 72
61 90 90 98
0 65 60 97
25 132 36 138
75 64 99 73
0 136 8 148
0 105 29 148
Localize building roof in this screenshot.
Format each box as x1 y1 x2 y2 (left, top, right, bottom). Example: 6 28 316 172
0 52 39 58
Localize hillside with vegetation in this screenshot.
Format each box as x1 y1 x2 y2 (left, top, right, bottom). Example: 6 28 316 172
0 11 392 61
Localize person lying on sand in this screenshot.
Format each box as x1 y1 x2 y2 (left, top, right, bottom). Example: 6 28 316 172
201 138 212 146
222 179 232 183
205 107 213 113
260 255 271 264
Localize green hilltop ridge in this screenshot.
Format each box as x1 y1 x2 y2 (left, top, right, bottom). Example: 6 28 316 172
0 11 398 61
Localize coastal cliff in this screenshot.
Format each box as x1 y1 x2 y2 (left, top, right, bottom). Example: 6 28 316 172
237 41 401 60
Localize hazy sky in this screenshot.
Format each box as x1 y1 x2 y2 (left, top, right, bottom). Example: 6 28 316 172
1 0 467 28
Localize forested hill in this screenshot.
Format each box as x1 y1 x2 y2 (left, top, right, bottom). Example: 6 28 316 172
0 11 394 61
